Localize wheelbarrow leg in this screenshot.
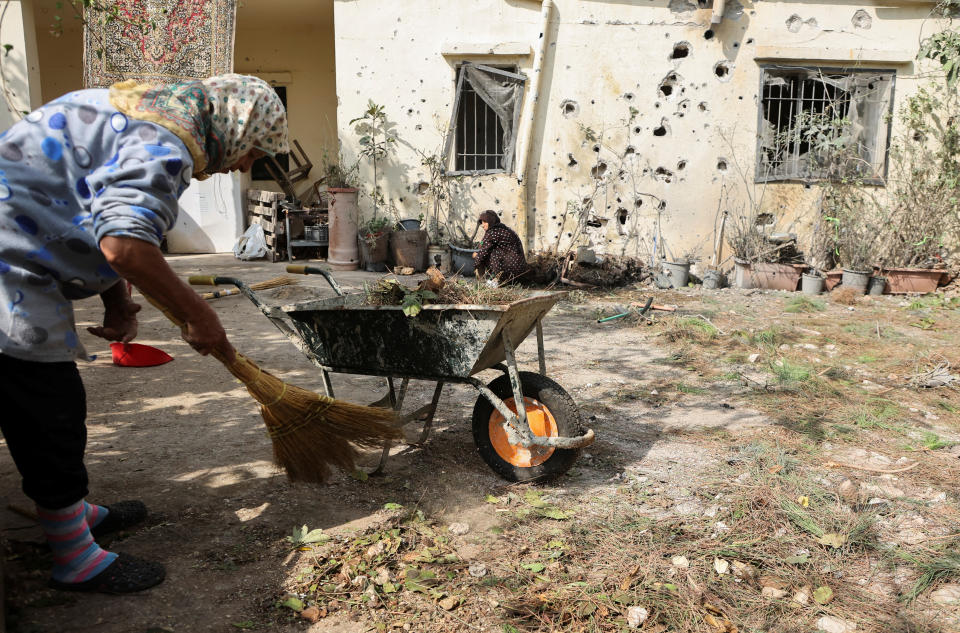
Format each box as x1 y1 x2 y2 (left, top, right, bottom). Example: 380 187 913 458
536 318 546 376
321 368 334 398
501 329 529 430
414 381 445 445
369 378 411 476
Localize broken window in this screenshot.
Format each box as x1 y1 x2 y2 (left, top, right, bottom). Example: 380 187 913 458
444 63 526 175
756 66 895 184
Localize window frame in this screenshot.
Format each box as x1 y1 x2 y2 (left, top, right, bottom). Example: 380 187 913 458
754 64 897 186
443 62 526 177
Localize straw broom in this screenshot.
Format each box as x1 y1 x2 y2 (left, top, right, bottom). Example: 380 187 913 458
142 293 400 484
201 275 299 300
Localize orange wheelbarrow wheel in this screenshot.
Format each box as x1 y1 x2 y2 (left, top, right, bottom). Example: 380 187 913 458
472 371 583 482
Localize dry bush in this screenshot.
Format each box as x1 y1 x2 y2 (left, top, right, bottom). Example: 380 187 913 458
830 286 863 305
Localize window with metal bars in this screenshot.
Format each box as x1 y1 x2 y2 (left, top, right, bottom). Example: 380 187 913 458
444 63 525 175
756 66 895 184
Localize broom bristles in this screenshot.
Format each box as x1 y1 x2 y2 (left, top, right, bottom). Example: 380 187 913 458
249 275 300 291
224 353 401 483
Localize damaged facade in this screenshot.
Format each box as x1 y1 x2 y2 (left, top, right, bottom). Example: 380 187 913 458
332 0 942 264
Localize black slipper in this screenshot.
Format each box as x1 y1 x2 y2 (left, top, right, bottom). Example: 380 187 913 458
90 500 148 538
49 553 165 594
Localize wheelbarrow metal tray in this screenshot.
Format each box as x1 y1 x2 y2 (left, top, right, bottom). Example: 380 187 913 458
280 291 562 379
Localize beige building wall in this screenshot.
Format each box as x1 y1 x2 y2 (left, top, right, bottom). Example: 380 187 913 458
0 0 42 128
333 0 942 266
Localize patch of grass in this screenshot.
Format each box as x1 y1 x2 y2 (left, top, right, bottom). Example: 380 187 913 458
770 359 811 384
914 431 955 451
897 550 960 602
937 400 959 413
906 294 959 311
735 325 793 349
662 316 720 343
850 400 906 432
857 353 879 363
675 382 708 395
785 296 826 313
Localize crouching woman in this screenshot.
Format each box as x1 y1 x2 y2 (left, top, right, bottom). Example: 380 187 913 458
472 210 529 284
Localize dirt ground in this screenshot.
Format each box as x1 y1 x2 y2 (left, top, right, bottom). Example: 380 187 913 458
2 255 959 633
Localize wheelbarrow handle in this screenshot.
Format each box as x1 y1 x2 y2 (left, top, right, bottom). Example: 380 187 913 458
188 275 232 286
285 265 344 297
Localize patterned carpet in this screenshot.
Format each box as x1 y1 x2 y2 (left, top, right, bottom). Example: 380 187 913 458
83 0 237 87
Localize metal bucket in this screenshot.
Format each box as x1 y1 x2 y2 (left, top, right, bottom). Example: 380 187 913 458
655 261 690 289
868 276 887 296
801 274 825 295
450 245 478 277
841 269 870 293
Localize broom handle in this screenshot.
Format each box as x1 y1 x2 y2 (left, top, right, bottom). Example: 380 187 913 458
140 291 231 365
285 265 344 297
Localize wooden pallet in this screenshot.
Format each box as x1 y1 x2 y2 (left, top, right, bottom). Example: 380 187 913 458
246 189 286 262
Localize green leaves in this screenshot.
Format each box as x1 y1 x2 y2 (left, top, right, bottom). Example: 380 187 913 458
286 525 329 549
280 596 304 611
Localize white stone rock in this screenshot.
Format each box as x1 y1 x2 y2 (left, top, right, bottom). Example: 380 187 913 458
817 615 857 633
931 584 960 605
469 563 488 578
449 522 470 535
714 558 730 575
626 606 649 629
671 555 690 568
748 353 761 363
793 585 811 605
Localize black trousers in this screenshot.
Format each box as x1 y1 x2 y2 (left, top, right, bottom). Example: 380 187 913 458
0 353 89 509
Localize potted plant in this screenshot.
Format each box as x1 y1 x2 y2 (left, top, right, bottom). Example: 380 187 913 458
801 269 825 295
726 209 805 290
356 216 391 272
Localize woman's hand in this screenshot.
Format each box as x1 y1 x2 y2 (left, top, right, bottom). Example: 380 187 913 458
87 301 141 343
181 301 233 358
472 251 478 259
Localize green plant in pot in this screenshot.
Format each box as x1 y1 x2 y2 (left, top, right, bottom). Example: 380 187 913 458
358 216 392 272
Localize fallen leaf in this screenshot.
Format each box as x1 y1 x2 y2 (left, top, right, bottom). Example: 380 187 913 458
485 495 500 504
817 533 848 548
785 553 810 564
280 596 304 612
300 606 321 623
672 555 690 568
537 507 571 520
797 495 810 507
813 585 835 605
768 465 784 474
522 562 546 573
383 502 403 510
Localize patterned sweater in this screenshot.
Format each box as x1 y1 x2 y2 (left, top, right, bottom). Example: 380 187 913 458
0 89 193 361
475 224 529 281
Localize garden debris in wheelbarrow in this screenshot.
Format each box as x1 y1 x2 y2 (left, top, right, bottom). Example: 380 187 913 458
364 268 527 316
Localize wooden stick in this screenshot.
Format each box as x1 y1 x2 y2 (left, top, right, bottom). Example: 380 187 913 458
560 277 596 289
823 460 919 474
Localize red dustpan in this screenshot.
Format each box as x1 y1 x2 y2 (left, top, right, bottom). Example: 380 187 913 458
110 342 173 367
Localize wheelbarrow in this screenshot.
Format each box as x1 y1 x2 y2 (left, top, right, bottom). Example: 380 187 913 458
188 266 595 481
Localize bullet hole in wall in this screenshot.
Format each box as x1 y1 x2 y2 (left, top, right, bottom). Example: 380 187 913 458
416 181 429 194
698 101 708 112
704 29 715 40
634 197 644 208
617 208 629 224
653 121 669 136
714 62 730 81
655 167 674 183
677 160 687 170
568 153 578 167
553 177 563 183
671 42 690 60
746 37 754 44
755 213 774 227
592 144 601 153
591 162 608 179
717 158 728 171
634 126 642 134
585 218 603 228
657 200 667 210
625 145 636 155
624 92 635 102
658 73 679 99
560 100 580 118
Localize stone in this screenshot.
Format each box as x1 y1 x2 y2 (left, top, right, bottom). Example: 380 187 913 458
816 615 857 633
762 586 788 599
626 606 649 629
748 353 761 363
300 606 322 623
793 585 812 606
672 555 690 568
469 563 488 578
449 522 470 535
931 584 960 605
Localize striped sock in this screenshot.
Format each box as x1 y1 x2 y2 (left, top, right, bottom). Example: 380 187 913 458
83 501 109 529
36 501 118 584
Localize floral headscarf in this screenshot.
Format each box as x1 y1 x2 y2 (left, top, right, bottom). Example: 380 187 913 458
108 73 289 177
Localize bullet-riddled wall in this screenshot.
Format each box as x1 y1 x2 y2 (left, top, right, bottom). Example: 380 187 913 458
333 0 940 263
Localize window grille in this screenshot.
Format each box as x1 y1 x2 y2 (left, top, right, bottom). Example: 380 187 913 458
444 63 526 175
756 66 895 184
